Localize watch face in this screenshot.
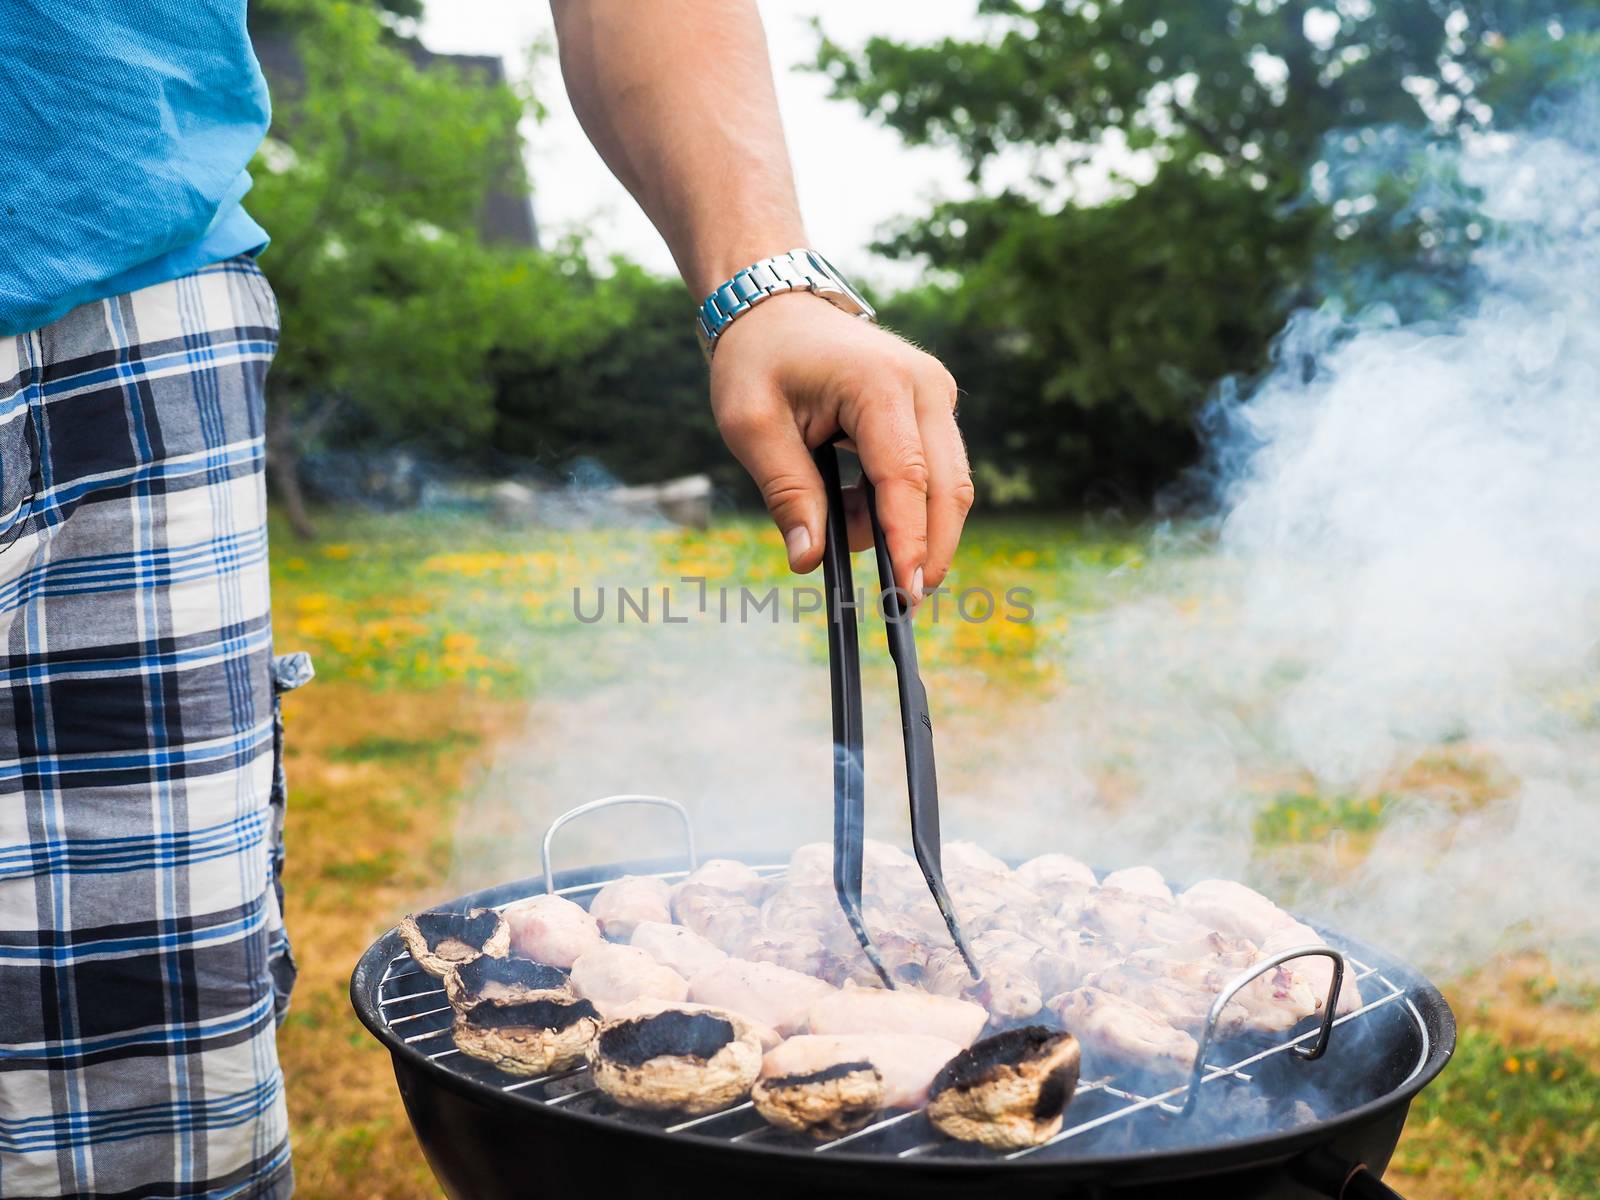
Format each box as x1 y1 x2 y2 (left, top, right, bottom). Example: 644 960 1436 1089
806 251 876 320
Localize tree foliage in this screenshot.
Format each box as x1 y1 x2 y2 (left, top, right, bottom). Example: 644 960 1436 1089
249 0 726 529
819 0 1599 506
249 0 544 530
487 261 734 494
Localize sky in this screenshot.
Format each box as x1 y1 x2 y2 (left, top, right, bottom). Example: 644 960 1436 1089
417 2 985 290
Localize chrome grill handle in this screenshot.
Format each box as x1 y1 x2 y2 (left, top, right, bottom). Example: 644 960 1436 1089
540 794 699 895
1169 944 1348 1118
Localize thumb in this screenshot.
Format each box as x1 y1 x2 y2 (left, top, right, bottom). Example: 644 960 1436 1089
716 400 827 574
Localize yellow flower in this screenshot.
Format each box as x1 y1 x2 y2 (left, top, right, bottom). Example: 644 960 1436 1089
321 543 353 560
1502 1056 1520 1074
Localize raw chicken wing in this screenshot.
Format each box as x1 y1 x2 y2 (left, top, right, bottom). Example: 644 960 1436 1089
503 894 603 968
806 985 988 1047
689 958 835 1036
588 875 671 940
630 921 727 978
569 943 688 1017
1014 853 1097 894
1048 986 1198 1081
1101 866 1173 902
1179 879 1298 945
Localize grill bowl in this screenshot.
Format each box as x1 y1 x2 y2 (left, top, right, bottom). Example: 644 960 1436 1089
352 853 1454 1199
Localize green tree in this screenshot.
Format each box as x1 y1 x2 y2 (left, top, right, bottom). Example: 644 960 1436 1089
487 261 737 496
819 1 1598 505
249 0 575 535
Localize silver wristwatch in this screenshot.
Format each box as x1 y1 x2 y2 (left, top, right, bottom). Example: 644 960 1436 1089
696 248 876 358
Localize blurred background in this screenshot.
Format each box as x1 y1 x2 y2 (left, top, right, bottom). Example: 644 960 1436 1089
247 1 1600 1196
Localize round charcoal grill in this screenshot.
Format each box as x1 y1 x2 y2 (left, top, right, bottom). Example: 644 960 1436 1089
351 797 1455 1200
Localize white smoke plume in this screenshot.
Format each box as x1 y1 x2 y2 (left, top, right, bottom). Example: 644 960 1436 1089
990 102 1600 977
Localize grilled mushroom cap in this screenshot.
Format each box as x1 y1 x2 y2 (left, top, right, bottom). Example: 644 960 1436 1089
926 1027 1081 1150
587 1007 762 1115
751 1060 885 1140
444 955 572 1011
451 996 600 1076
398 908 510 978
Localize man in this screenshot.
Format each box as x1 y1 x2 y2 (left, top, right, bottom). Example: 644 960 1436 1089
0 1 971 1195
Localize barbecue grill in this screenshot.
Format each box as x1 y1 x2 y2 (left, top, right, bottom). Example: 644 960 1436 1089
351 796 1455 1200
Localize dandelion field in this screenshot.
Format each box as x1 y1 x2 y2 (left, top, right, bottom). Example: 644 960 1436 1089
271 508 1597 1199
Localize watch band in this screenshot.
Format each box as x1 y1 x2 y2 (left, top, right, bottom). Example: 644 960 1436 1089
696 248 877 358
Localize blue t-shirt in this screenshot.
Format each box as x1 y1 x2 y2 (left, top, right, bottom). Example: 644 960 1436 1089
0 2 270 336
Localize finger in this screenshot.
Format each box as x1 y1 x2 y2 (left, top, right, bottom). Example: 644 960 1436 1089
914 365 973 590
715 393 825 573
841 376 928 601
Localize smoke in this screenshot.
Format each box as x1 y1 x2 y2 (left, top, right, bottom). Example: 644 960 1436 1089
447 98 1600 983
991 99 1600 977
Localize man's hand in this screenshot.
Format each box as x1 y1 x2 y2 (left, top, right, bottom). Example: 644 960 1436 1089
710 295 971 600
550 0 972 593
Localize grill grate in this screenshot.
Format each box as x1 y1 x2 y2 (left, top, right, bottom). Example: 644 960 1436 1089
375 864 1419 1162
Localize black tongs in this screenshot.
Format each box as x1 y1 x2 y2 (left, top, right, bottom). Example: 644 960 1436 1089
814 438 981 989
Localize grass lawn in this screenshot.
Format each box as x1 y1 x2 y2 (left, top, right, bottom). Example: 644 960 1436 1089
270 507 1597 1199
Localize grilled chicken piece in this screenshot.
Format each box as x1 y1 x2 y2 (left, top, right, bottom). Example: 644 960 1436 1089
784 841 834 889
569 943 689 1017
942 840 1012 880
760 884 842 935
444 956 571 1011
1013 853 1097 894
864 839 938 903
736 928 830 978
990 930 1080 998
502 894 603 969
1131 931 1260 973
1178 879 1299 945
932 964 1040 1023
605 997 781 1050
671 884 762 953
806 984 989 1047
949 873 1049 936
927 1027 1081 1150
924 945 1037 1022
1083 963 1251 1039
1048 986 1198 1081
688 958 835 1036
925 930 1077 1022
588 1007 764 1115
672 858 769 903
587 875 672 940
398 908 510 978
822 928 939 990
630 920 727 978
1227 962 1321 1034
1046 882 1096 927
1178 878 1363 1016
452 995 601 1076
1119 941 1319 1036
1101 865 1174 902
752 1058 885 1140
1079 888 1211 947
1260 924 1363 1016
784 840 925 903
760 1034 963 1109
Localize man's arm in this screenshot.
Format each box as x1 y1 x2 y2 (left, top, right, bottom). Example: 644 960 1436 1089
550 0 972 599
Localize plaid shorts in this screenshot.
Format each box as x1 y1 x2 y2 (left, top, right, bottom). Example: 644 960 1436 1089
0 260 293 1198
